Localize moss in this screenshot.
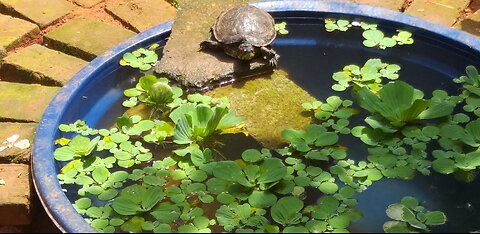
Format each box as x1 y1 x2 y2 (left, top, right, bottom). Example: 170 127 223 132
207 70 316 149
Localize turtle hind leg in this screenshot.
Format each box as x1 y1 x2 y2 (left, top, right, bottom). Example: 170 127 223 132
200 40 223 51
260 46 280 67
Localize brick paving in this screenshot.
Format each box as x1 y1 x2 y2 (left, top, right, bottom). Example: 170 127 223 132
106 0 176 32
0 14 39 51
45 18 136 60
1 44 88 86
0 164 31 226
0 0 479 232
0 0 74 28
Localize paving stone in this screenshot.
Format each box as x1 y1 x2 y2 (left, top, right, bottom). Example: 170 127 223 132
44 18 136 60
206 70 316 149
454 10 480 37
0 14 39 51
353 0 404 11
405 0 470 26
0 164 31 226
74 0 104 8
106 0 176 32
0 82 59 122
1 44 88 86
0 0 74 28
0 123 36 164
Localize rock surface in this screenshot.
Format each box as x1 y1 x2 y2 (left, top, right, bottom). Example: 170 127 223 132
155 0 274 88
207 70 316 149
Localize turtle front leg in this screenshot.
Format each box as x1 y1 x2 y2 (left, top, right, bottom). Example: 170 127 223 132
260 46 280 67
200 40 223 51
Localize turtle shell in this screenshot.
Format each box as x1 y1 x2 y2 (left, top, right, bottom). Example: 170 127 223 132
212 5 276 47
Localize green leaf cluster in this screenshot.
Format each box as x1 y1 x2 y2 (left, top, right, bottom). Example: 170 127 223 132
332 59 400 92
455 66 480 117
122 75 183 108
324 19 414 49
207 155 287 209
325 19 352 32
170 104 245 145
383 196 446 233
275 21 289 35
120 47 158 71
303 96 356 134
356 81 455 129
363 29 414 49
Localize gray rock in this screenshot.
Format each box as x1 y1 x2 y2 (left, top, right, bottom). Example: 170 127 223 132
154 0 274 88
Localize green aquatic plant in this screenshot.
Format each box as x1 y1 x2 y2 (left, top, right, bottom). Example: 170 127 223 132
332 59 400 92
275 21 289 35
54 135 100 161
392 30 414 45
208 153 288 208
356 81 455 129
454 65 480 117
362 29 414 49
325 18 352 32
122 74 183 109
169 103 245 145
325 19 414 50
383 196 446 233
362 29 397 49
120 45 159 71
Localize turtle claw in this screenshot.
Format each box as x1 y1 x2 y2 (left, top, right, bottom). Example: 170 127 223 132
268 54 280 68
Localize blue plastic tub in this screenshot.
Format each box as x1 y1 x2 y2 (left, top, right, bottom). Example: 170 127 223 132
33 1 480 232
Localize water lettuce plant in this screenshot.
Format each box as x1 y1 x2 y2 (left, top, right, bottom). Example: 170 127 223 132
331 59 400 92
119 45 159 71
122 75 183 109
356 80 455 129
325 19 352 32
275 22 289 35
383 196 446 233
325 19 414 50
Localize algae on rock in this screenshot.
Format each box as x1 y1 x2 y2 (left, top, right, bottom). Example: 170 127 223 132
207 70 316 149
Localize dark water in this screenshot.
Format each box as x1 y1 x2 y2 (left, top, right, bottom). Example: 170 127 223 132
59 15 480 233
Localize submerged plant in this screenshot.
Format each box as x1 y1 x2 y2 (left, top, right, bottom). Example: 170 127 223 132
383 196 446 233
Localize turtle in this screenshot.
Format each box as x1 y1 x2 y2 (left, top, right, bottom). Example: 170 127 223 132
200 5 280 67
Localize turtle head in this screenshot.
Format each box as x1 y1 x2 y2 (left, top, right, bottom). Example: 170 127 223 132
237 42 255 60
